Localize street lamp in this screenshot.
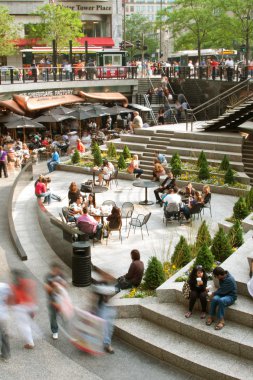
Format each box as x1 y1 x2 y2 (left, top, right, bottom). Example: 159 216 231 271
122 0 126 50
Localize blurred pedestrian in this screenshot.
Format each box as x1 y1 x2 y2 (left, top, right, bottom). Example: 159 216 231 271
0 282 11 362
0 146 8 178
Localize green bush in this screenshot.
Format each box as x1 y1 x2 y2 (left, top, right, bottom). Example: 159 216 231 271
91 141 99 155
117 153 127 170
198 161 210 180
197 151 208 168
219 155 230 171
228 219 244 248
224 167 235 185
107 142 117 158
170 152 181 167
211 227 233 263
171 236 191 268
71 149 81 164
246 187 253 210
93 146 103 166
233 197 250 220
143 256 166 290
195 221 212 249
195 243 214 272
170 153 182 177
123 145 131 159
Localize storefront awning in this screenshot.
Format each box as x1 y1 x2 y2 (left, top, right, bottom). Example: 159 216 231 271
78 91 128 107
77 37 114 47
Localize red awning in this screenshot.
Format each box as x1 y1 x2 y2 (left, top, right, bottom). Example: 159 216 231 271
14 38 44 47
77 37 114 47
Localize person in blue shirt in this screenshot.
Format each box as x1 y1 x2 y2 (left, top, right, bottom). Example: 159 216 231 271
206 267 237 330
47 149 60 173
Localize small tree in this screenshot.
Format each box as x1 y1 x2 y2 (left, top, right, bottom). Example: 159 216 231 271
198 161 210 180
91 142 99 155
224 167 235 185
170 152 182 177
195 243 214 272
195 221 212 250
171 236 191 268
143 256 166 290
117 153 127 170
233 197 250 220
246 187 253 211
107 142 117 158
197 150 208 168
123 145 131 159
228 219 244 248
71 149 81 164
219 155 230 171
211 227 233 263
93 146 103 166
170 152 181 167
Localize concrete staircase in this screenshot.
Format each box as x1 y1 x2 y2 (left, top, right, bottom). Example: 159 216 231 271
107 128 248 182
242 137 253 186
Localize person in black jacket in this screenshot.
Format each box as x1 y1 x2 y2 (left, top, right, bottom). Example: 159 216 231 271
185 265 208 319
154 171 176 204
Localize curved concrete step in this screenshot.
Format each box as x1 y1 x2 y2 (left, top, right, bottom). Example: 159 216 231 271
115 318 253 380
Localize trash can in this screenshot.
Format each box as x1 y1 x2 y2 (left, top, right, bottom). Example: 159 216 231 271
72 241 91 287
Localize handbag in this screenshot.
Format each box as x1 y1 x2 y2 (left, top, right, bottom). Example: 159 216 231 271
182 281 191 299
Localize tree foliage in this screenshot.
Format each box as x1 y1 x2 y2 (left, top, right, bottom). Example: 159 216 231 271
246 187 253 211
195 243 214 273
219 155 230 171
233 197 250 220
123 145 131 159
118 153 127 170
228 219 244 248
196 221 212 250
211 227 233 263
224 167 235 185
143 256 166 290
34 4 83 51
71 149 81 164
107 142 117 158
0 6 20 57
171 236 191 268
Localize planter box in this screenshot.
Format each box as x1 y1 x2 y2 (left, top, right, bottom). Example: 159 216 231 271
174 179 249 197
57 163 135 181
180 168 250 185
241 212 253 233
218 221 233 233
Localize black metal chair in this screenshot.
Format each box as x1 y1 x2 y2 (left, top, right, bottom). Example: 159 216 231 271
62 207 76 226
102 200 116 207
106 220 122 245
202 195 212 217
163 202 181 225
190 203 203 220
106 168 119 188
127 212 151 240
121 202 134 230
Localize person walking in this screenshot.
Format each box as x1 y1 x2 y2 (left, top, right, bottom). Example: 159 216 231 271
0 146 8 178
44 263 67 340
0 282 11 362
206 267 237 330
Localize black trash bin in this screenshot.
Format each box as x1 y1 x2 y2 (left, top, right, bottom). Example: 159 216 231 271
72 241 91 287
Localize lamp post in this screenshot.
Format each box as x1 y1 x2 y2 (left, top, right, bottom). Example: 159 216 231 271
123 0 126 49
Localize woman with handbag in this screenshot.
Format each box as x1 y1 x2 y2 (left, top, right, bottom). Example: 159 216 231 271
185 265 208 319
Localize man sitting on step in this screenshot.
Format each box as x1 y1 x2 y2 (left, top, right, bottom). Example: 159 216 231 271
154 171 176 205
206 267 237 331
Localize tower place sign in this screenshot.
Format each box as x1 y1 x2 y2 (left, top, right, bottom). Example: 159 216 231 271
62 3 112 13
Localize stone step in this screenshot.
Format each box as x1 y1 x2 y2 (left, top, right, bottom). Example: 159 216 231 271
120 135 151 144
150 136 172 143
155 131 175 138
166 146 242 162
141 302 253 361
114 318 253 380
134 128 156 136
173 132 243 144
147 143 169 150
170 138 242 153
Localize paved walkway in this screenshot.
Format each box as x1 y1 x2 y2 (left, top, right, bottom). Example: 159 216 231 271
0 163 202 380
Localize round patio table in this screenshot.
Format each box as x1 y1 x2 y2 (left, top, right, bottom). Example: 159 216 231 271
133 180 157 205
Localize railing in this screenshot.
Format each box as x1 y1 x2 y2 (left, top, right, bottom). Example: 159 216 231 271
0 66 138 85
185 78 253 131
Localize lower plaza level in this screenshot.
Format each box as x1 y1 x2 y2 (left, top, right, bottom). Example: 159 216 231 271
1 118 253 379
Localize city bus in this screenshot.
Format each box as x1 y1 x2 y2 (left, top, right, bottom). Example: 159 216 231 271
167 49 238 65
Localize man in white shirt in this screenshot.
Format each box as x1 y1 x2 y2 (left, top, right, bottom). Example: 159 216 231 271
130 111 143 134
162 188 182 206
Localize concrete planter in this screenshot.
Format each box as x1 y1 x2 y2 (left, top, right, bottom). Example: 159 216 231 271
57 163 135 181
241 212 253 233
180 168 250 185
175 179 249 197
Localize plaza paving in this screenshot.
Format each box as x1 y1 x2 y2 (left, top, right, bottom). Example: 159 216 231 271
0 155 239 380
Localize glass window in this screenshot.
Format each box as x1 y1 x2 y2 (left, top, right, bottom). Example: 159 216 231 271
130 6 134 11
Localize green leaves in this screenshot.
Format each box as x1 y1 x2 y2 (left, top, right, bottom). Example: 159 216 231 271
0 6 20 56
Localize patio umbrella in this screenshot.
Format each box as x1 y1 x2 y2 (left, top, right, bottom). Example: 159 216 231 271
68 106 94 136
82 104 109 117
50 106 74 115
106 105 134 116
5 117 45 142
0 112 32 123
33 111 76 138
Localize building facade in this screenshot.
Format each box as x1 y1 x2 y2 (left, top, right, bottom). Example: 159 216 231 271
0 0 122 66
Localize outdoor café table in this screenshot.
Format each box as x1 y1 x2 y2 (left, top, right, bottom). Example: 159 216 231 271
133 180 157 206
89 208 110 224
91 185 108 204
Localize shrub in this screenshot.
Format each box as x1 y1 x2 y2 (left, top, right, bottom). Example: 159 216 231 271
195 243 214 272
107 142 117 158
198 161 210 180
224 167 235 185
195 221 212 250
117 153 127 170
123 145 131 159
93 146 103 166
228 219 244 248
71 149 81 164
246 187 253 210
170 152 181 167
233 197 250 220
170 153 182 177
211 227 233 263
143 256 166 290
171 236 191 268
91 142 99 155
197 150 208 168
219 155 230 171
